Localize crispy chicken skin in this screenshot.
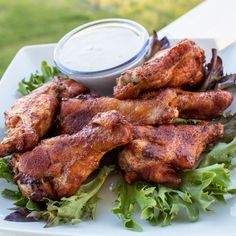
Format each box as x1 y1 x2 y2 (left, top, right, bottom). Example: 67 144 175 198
33 77 89 98
0 77 89 157
114 39 205 99
59 89 178 134
59 89 232 135
10 111 133 202
177 89 233 119
118 123 223 185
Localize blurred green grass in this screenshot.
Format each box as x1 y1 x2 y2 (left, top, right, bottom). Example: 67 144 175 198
0 0 202 78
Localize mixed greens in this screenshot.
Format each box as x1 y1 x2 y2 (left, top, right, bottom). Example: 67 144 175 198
200 48 236 92
113 137 236 231
32 166 114 227
0 157 114 227
0 45 236 231
18 61 65 95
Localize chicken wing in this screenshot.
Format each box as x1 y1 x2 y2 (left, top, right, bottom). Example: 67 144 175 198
114 39 205 99
118 123 223 185
59 89 232 135
0 77 89 157
177 89 233 119
10 111 133 202
59 89 178 134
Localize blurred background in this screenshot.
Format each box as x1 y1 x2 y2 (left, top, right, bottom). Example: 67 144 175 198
0 0 202 78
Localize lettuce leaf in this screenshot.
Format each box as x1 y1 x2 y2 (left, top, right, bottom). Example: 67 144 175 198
32 166 114 227
112 137 236 231
113 164 232 231
1 189 22 200
199 137 236 169
0 156 114 226
112 180 156 232
0 156 14 183
18 61 65 95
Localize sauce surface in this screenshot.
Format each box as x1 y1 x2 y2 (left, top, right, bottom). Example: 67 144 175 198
58 24 146 72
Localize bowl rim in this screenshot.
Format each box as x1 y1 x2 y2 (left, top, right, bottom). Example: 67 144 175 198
53 18 150 76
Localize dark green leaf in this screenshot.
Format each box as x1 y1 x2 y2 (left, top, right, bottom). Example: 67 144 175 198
14 197 29 207
228 189 236 194
1 189 22 200
0 156 14 183
26 199 42 211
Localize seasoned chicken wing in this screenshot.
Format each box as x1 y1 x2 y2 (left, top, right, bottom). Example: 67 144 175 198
114 39 205 99
0 77 89 157
10 111 133 202
177 89 233 119
59 89 178 134
118 123 223 185
59 89 232 135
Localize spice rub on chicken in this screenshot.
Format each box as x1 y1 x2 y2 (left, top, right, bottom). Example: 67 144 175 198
118 123 224 185
177 89 233 119
10 111 133 202
59 89 232 134
0 77 89 157
114 39 205 99
59 89 178 134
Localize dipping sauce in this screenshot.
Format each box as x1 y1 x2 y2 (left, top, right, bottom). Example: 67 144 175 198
58 25 145 72
54 18 149 94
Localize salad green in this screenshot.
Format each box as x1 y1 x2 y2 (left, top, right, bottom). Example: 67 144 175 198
0 158 114 227
112 138 236 231
33 166 114 227
18 61 65 95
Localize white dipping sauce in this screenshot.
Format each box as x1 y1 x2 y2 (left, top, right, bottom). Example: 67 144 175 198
58 24 145 72
54 19 149 95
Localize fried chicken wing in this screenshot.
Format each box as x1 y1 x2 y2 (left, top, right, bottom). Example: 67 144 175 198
118 123 223 185
59 89 178 134
177 89 233 119
114 39 205 99
10 111 133 202
0 77 89 157
59 89 232 135
33 77 89 98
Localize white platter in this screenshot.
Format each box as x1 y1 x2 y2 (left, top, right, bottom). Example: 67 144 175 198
0 39 236 236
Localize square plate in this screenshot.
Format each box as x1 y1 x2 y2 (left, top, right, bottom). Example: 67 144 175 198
0 39 236 236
